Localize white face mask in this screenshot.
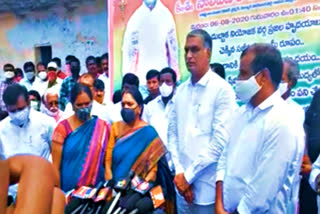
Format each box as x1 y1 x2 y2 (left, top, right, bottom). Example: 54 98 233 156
38 71 47 81
25 72 35 80
4 71 15 79
159 83 173 97
42 105 59 117
8 107 30 127
235 73 262 103
278 82 288 96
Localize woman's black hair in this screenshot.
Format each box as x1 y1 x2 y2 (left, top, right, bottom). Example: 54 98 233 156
70 83 93 104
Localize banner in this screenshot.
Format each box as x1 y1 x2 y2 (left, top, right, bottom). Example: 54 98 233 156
109 0 320 108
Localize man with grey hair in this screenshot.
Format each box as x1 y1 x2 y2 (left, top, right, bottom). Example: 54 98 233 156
279 58 304 123
41 88 63 122
167 29 237 213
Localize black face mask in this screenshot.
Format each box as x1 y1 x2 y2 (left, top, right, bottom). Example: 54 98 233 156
121 108 136 124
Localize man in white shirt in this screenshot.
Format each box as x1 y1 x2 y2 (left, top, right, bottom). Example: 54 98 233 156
0 84 55 199
31 62 48 97
98 53 112 101
279 58 305 124
20 62 40 91
167 29 237 213
215 44 304 214
32 61 62 97
122 0 179 93
279 58 307 213
143 67 177 172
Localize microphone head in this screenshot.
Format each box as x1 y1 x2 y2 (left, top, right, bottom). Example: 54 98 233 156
123 193 142 211
135 197 154 213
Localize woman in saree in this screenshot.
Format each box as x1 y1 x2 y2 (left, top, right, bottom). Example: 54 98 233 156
105 86 176 213
52 83 110 192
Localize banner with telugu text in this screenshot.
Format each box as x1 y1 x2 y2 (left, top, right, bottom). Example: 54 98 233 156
109 0 320 108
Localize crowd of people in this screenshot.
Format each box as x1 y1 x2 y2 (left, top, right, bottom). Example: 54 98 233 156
0 29 319 214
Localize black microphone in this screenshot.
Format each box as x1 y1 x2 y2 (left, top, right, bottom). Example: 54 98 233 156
117 193 142 213
107 172 135 214
128 196 154 214
135 196 154 214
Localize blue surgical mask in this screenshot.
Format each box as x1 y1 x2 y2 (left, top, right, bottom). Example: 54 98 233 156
75 105 92 122
9 107 30 127
121 108 136 124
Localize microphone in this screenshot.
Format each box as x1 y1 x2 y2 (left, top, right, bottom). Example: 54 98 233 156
117 193 142 213
127 196 154 214
135 197 154 213
107 172 135 214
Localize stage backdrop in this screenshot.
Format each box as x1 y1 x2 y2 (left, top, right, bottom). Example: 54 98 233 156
109 0 320 109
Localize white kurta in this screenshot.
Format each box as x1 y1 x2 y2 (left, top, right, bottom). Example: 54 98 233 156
122 0 179 85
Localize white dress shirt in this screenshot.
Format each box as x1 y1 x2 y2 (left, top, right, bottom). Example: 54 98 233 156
285 96 306 213
216 91 304 213
167 70 237 205
20 77 41 91
0 109 55 197
286 97 305 125
142 95 175 171
98 73 112 101
122 0 179 85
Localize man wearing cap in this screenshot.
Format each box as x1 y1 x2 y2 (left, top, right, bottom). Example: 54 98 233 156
32 61 62 97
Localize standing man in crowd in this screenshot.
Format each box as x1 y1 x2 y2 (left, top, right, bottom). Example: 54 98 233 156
144 69 160 104
42 88 64 123
215 44 304 213
59 57 81 111
0 64 15 112
52 57 67 79
98 53 111 101
0 84 55 199
143 67 177 172
20 62 39 91
86 56 98 79
167 29 237 213
31 62 47 96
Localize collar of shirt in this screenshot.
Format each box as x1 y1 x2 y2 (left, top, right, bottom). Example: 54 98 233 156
187 70 211 88
155 94 175 106
245 90 282 117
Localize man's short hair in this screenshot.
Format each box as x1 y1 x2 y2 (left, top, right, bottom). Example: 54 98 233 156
86 56 96 65
146 69 160 81
36 62 47 69
283 58 300 88
241 43 283 88
28 90 41 102
3 64 14 71
210 63 225 79
70 57 80 65
65 55 76 64
94 79 105 90
187 29 212 53
101 53 109 61
122 73 139 88
79 73 95 85
52 57 62 68
96 57 102 66
3 84 28 106
23 61 35 71
160 67 177 83
14 68 23 77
